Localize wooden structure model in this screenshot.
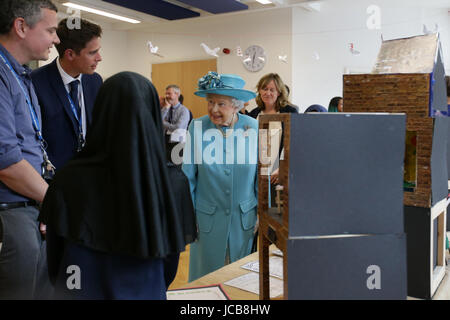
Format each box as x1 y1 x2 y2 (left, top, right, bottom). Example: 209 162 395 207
343 33 448 299
258 113 407 300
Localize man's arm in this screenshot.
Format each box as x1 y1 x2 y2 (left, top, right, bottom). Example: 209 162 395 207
0 159 48 203
163 106 190 133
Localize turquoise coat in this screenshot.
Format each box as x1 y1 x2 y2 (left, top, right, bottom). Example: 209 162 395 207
182 114 258 281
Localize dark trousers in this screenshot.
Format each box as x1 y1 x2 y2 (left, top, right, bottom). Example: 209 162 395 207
0 206 53 299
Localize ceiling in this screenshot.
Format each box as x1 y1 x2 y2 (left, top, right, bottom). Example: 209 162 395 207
52 0 314 29
52 0 450 30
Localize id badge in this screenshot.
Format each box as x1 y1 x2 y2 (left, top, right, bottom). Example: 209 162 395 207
77 133 85 152
41 154 56 181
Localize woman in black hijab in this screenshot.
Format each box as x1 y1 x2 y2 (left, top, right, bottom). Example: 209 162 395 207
39 72 197 299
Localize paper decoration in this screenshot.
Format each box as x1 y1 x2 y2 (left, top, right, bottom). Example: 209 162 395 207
236 46 243 57
313 51 320 60
278 55 288 63
200 43 220 57
349 43 360 56
366 4 381 30
147 41 163 58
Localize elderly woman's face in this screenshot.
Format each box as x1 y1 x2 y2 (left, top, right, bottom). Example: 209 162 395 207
207 94 237 126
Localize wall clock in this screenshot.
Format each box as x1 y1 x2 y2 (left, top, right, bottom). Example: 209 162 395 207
243 45 266 72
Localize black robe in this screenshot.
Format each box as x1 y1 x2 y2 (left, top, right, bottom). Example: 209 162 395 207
39 72 197 298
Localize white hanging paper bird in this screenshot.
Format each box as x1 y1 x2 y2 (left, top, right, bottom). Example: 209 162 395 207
200 43 220 57
236 46 243 57
278 55 288 63
147 41 163 58
349 43 360 56
313 51 320 60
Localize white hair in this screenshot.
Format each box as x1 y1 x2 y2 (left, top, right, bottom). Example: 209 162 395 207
205 93 245 111
231 98 245 111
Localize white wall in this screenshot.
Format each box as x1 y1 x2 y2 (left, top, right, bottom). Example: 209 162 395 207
39 0 449 112
40 21 130 80
292 0 450 112
125 8 292 112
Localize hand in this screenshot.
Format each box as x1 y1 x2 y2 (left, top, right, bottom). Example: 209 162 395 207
39 222 46 236
270 168 279 185
159 97 169 109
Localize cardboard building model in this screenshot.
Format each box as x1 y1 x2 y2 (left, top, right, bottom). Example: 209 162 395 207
343 33 448 299
258 113 407 300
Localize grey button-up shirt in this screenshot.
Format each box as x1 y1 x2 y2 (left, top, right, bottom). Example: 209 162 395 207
0 43 43 202
162 103 190 143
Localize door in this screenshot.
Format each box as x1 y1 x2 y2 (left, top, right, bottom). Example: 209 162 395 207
152 59 217 119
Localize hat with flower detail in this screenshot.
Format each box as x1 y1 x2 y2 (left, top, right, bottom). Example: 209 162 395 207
194 71 256 102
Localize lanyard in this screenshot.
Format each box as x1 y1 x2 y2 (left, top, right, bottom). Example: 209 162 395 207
0 50 45 144
66 90 83 135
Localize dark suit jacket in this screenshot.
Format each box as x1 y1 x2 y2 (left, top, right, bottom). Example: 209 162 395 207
31 59 103 170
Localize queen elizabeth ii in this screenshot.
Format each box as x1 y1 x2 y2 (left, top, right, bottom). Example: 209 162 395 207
182 72 258 281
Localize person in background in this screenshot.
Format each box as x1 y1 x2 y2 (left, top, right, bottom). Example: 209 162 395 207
31 18 103 171
248 73 297 118
179 93 194 126
328 96 343 112
182 72 258 281
161 85 190 164
248 73 297 187
305 104 328 113
0 0 59 299
39 72 197 299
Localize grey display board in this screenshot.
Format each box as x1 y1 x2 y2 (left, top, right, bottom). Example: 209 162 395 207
431 50 448 113
431 117 448 205
288 113 406 236
447 118 450 181
287 234 407 300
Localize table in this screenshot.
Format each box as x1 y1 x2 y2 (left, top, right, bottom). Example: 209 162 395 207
177 245 279 300
175 244 450 300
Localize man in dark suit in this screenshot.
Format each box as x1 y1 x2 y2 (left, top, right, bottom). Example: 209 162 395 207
31 18 103 170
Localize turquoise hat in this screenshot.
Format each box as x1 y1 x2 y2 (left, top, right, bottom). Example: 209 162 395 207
195 72 256 102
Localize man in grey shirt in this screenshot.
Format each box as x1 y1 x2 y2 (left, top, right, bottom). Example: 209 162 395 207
0 0 60 299
161 85 191 164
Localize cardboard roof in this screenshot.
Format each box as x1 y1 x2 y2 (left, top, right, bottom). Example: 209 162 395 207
372 33 439 74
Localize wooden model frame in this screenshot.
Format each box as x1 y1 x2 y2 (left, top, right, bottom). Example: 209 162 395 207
258 114 291 300
430 199 447 296
343 73 435 208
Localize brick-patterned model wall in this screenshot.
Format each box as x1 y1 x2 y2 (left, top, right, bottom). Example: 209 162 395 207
343 74 433 208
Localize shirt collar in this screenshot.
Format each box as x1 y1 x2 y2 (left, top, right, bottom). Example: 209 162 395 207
56 58 82 86
0 43 30 77
171 102 181 109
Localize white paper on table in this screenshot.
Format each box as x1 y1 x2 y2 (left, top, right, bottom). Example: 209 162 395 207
240 256 283 279
224 272 283 299
167 284 230 300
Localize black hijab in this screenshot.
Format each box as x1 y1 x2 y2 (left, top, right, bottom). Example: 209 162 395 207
39 72 197 259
